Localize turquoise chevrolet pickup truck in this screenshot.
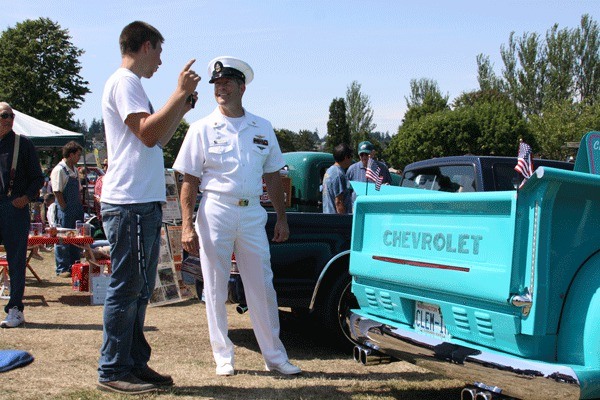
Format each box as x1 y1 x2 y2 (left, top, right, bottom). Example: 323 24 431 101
348 132 600 399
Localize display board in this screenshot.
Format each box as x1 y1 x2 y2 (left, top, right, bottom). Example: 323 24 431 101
162 169 182 223
150 225 183 306
166 224 194 299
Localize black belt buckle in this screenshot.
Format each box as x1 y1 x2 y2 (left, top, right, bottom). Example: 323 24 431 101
238 199 249 207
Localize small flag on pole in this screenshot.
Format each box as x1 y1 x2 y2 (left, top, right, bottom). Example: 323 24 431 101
515 140 534 188
366 158 383 191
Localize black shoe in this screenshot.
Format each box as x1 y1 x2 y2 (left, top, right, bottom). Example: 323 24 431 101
97 373 159 394
132 366 174 386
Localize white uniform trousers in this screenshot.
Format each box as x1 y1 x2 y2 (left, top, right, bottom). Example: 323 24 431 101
197 195 289 368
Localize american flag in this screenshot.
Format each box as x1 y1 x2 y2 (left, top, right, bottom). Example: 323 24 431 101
366 158 383 191
514 141 534 188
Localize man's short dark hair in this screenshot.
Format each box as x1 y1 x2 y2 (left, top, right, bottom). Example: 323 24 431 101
62 141 83 158
119 21 164 55
333 143 352 163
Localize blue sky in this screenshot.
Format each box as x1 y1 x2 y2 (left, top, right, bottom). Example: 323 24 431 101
1 1 597 136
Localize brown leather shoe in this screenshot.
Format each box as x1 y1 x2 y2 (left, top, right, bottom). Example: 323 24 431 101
97 373 159 394
57 271 71 278
132 366 174 386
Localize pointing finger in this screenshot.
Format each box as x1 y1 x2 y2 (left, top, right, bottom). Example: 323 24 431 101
183 59 196 71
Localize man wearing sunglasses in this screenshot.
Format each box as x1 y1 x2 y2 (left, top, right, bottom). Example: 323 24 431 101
0 102 44 328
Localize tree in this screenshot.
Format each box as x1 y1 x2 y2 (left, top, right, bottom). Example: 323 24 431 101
294 129 318 151
274 129 296 153
402 78 449 126
529 100 600 160
325 98 351 153
385 89 530 169
345 81 376 150
573 14 600 104
476 54 504 92
493 14 600 116
0 18 90 128
162 120 190 167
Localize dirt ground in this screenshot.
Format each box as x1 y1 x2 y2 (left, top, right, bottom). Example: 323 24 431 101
0 253 464 400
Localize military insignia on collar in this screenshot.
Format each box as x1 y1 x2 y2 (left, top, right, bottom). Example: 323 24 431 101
214 61 223 73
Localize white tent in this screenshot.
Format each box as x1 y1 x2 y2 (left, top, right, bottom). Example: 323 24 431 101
12 109 84 148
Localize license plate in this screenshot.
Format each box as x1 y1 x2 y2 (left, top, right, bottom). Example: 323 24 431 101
414 301 449 339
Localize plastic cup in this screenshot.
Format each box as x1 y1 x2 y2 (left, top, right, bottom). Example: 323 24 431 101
76 222 91 237
29 222 43 237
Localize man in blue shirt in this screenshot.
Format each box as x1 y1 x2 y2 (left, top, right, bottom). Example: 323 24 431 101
346 141 392 206
322 143 353 214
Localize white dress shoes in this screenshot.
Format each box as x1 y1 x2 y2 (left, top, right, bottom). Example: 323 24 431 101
216 363 235 376
265 361 302 375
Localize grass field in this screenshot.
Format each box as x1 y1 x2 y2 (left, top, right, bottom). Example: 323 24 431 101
0 253 464 400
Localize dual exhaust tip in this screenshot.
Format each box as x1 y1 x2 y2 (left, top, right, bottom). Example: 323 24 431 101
353 345 392 366
461 387 501 400
353 347 500 400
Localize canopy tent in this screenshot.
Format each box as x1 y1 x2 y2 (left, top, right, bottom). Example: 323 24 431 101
12 109 84 148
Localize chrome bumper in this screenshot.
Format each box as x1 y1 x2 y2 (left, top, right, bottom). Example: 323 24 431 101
348 311 581 400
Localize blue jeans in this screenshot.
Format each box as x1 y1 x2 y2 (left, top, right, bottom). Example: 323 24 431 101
0 198 29 313
98 202 162 382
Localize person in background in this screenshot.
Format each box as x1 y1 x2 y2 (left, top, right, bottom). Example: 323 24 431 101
346 141 392 207
97 21 199 394
44 193 57 227
322 143 353 214
0 102 44 328
37 193 56 253
51 141 84 278
174 56 301 377
93 159 107 221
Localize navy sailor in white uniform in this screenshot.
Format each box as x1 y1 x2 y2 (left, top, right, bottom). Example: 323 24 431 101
173 56 301 377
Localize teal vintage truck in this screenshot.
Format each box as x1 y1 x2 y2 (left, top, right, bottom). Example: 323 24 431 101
347 132 600 399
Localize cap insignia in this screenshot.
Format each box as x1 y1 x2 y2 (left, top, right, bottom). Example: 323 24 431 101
214 61 223 73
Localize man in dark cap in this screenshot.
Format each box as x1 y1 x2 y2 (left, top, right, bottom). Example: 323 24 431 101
174 56 301 377
0 102 44 328
346 140 392 206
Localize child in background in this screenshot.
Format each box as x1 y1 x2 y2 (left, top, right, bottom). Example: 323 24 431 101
29 201 44 260
39 194 57 253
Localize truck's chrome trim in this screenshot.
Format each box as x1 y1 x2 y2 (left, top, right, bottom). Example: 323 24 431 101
372 255 470 272
309 250 350 310
348 311 580 400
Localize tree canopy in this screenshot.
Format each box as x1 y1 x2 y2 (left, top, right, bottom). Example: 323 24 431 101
0 18 90 128
345 81 376 150
325 98 351 153
162 120 190 167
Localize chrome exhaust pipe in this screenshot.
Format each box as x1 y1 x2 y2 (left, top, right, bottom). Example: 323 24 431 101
353 345 361 362
461 387 477 400
462 387 495 400
353 345 392 365
236 304 248 314
475 391 492 400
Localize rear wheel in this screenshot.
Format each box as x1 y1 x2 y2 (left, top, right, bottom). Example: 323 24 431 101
317 271 358 348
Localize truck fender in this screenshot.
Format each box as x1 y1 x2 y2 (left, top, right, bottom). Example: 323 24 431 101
557 250 600 369
309 250 350 310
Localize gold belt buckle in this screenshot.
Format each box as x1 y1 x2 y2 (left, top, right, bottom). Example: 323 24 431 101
238 199 249 207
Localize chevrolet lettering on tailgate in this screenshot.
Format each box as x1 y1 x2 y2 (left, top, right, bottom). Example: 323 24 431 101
382 230 483 255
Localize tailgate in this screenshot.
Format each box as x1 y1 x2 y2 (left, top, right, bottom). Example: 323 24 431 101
350 191 517 305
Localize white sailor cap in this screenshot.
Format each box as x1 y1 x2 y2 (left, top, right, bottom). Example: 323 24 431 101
207 56 254 84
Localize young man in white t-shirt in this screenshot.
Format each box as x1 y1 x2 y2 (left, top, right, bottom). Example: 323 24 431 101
97 21 199 395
